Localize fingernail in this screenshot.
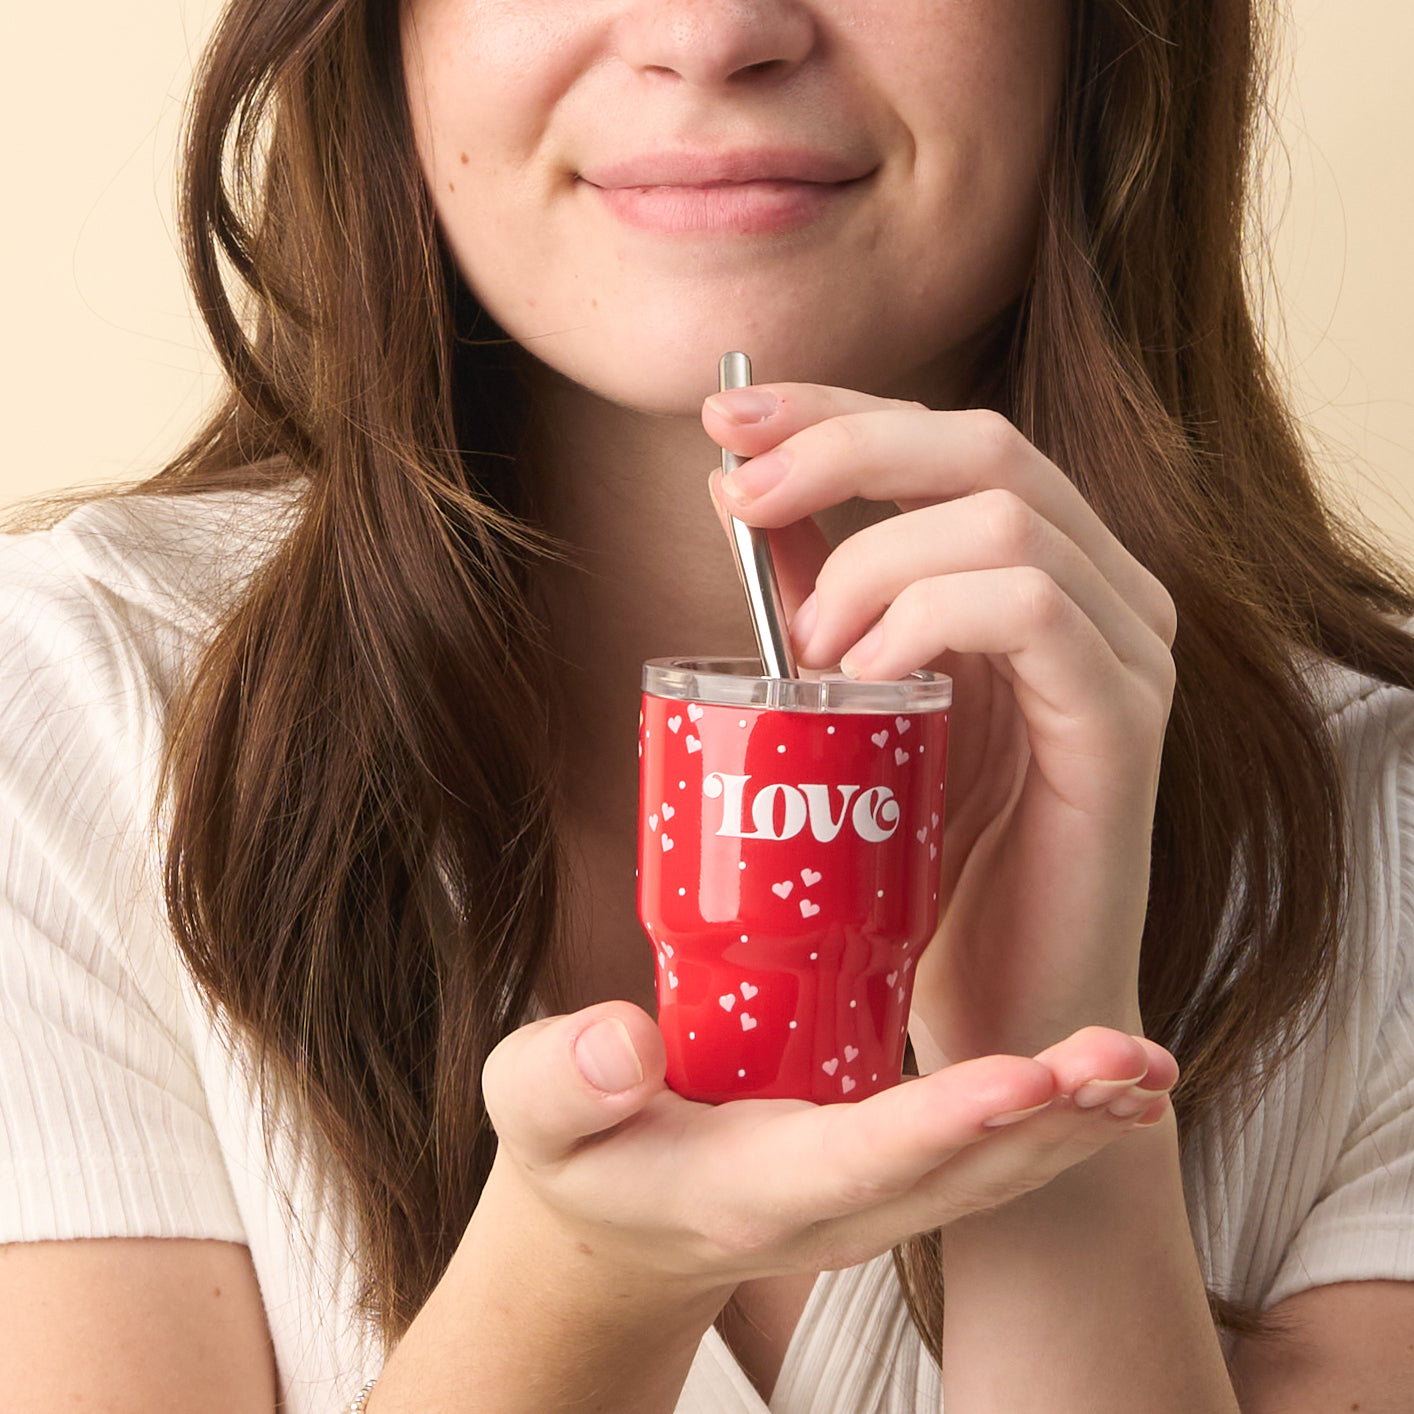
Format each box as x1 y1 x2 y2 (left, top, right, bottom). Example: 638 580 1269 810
1106 1091 1157 1119
983 1099 1053 1128
1072 1075 1148 1109
574 1019 643 1093
792 593 818 652
840 624 883 680
1132 1098 1171 1127
720 449 789 506
705 388 779 424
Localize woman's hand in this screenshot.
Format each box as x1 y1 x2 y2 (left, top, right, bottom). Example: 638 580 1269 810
481 1002 1176 1295
701 385 1178 1066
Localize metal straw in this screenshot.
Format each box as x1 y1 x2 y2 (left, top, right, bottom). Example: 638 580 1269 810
719 351 798 679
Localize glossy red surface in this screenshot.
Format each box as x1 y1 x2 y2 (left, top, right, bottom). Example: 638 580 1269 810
637 692 948 1104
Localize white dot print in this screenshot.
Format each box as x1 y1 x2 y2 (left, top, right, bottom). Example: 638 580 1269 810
738 1069 746 1078
678 780 685 790
678 887 686 896
789 1020 797 1029
827 725 835 734
777 744 786 754
739 719 747 728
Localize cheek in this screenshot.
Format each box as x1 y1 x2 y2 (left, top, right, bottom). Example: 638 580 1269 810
885 2 1068 307
401 0 580 206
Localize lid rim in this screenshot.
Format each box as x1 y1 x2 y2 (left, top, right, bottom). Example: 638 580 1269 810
641 657 952 714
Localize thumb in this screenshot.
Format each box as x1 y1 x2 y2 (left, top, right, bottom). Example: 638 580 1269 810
481 1002 666 1169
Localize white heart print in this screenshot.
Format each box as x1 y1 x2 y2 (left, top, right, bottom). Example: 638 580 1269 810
895 717 911 733
667 716 682 734
895 748 910 766
842 1076 856 1093
719 994 736 1011
932 812 940 828
870 730 889 748
886 970 899 987
662 942 674 957
740 982 758 999
661 834 674 853
801 868 822 887
822 1057 840 1076
668 972 678 989
740 1013 757 1031
687 703 705 722
662 803 675 820
915 827 927 843
685 735 702 754
844 1045 859 1062
799 899 820 917
771 880 794 898
649 814 659 832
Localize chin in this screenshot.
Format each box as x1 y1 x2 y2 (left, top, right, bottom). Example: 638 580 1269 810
510 313 957 418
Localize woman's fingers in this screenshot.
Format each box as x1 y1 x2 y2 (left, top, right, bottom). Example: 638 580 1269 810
790 489 1168 677
756 1053 1057 1228
703 390 1175 649
706 467 830 620
481 1002 667 1172
485 1007 1177 1286
770 1028 1175 1271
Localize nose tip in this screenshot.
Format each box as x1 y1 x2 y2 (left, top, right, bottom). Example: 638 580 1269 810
618 0 817 88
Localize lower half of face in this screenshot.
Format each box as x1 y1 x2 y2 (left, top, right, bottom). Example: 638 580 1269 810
402 0 1068 414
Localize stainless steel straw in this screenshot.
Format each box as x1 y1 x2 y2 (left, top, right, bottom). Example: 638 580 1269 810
719 351 798 679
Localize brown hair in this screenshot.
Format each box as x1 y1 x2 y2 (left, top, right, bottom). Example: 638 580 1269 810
100 0 1414 1359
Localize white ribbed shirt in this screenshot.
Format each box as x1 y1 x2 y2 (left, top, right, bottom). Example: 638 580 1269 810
2 490 1413 1413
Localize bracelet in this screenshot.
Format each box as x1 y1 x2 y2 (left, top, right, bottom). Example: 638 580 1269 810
347 1377 378 1413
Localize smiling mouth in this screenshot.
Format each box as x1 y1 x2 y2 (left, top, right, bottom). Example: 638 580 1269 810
585 174 873 237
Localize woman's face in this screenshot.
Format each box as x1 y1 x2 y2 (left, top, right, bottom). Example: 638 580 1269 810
401 1 1068 414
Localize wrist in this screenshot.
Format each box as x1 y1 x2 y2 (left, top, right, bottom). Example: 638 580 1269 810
467 1150 736 1317
369 1155 732 1414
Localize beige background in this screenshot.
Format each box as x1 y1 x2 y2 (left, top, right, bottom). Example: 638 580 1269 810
3 1 1412 562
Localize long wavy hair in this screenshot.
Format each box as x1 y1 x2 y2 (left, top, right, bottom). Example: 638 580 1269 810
99 0 1414 1358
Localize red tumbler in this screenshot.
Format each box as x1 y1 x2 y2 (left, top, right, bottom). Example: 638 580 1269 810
637 658 950 1105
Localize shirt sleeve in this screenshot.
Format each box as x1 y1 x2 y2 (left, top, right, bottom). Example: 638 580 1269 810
1263 706 1414 1307
0 530 245 1245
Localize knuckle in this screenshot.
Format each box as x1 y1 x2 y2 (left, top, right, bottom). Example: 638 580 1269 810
1152 582 1179 648
1011 565 1070 630
812 413 867 466
889 576 943 639
963 408 1022 462
977 488 1039 562
1149 645 1177 704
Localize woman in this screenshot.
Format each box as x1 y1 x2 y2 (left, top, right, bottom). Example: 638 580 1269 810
2 0 1412 1410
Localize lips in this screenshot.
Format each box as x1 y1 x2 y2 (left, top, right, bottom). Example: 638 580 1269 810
581 148 875 235
582 148 875 189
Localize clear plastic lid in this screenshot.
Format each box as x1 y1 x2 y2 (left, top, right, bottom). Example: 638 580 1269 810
642 657 951 715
